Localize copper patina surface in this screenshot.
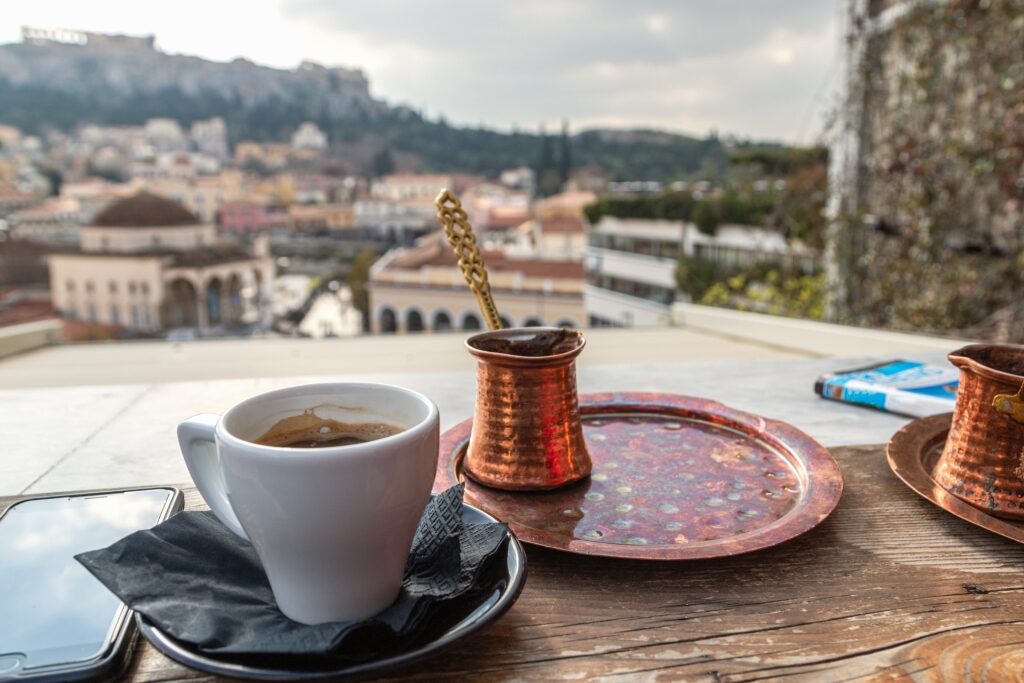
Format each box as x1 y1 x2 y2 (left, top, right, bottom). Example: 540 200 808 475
933 344 1024 519
463 328 592 491
436 392 844 560
889 412 1024 544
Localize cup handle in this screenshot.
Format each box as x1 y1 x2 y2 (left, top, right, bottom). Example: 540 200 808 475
177 413 249 540
993 384 1024 425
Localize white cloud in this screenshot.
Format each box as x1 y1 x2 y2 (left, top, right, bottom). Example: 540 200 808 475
0 0 843 142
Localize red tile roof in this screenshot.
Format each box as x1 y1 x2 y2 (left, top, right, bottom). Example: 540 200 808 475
0 289 53 326
92 191 199 227
0 185 35 203
540 217 585 235
385 232 583 279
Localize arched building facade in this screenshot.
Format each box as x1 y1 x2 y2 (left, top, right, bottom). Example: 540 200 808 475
48 192 273 335
367 232 585 334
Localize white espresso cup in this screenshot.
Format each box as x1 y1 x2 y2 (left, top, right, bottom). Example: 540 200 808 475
177 382 439 625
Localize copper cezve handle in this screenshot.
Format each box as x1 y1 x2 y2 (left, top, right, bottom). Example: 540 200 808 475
993 384 1024 424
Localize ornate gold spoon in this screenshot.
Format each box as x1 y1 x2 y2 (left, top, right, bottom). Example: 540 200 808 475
435 189 503 330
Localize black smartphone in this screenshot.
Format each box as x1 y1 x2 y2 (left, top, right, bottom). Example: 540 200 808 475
0 487 183 682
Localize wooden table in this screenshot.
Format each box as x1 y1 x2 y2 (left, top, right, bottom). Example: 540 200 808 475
7 443 1024 682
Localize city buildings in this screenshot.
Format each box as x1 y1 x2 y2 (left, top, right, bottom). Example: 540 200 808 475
234 142 291 171
7 197 85 246
353 199 434 245
585 216 815 327
370 174 453 203
460 183 531 232
190 117 229 160
296 286 362 338
499 166 536 193
46 192 273 334
219 198 288 236
139 171 245 222
522 216 588 261
368 231 585 334
0 184 38 217
143 118 188 154
290 122 328 152
60 179 135 223
288 203 356 234
585 217 683 327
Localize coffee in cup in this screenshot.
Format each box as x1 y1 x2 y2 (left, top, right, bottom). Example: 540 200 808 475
178 382 439 625
254 411 404 448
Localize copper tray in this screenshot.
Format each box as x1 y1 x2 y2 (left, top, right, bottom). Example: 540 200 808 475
435 392 843 560
888 413 1024 543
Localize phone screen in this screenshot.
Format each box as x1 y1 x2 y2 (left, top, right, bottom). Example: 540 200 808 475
0 488 176 675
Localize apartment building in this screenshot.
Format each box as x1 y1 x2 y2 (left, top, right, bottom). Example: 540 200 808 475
585 216 813 327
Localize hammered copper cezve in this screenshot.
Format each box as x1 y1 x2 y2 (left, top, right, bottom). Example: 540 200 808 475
933 344 1024 519
888 413 1024 545
464 327 592 491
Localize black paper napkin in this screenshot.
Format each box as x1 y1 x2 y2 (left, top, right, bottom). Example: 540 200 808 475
76 484 509 659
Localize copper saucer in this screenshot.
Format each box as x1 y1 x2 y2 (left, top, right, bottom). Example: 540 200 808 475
888 413 1024 543
435 392 843 560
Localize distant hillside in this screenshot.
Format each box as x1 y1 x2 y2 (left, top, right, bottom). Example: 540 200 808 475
0 32 733 180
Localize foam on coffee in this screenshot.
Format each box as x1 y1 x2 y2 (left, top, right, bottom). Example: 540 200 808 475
254 409 403 448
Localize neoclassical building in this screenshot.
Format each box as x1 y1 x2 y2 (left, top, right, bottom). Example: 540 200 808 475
47 192 273 334
368 231 585 334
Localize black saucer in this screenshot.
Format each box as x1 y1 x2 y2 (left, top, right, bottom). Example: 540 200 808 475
136 504 525 680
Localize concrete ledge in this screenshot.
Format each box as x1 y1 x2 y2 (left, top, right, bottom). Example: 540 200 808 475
671 303 970 356
0 319 63 359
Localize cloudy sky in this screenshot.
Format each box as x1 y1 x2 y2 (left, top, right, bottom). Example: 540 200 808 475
1 1 842 142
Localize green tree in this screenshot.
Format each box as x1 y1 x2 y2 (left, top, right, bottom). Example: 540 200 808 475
675 255 721 299
371 147 395 178
769 163 828 248
583 191 696 224
535 128 560 196
347 249 377 331
38 167 63 196
692 201 719 235
700 268 825 320
558 120 572 184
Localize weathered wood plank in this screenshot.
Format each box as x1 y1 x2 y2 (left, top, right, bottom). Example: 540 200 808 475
6 444 1024 682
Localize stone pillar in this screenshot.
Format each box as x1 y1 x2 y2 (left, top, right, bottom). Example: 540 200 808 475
196 294 209 333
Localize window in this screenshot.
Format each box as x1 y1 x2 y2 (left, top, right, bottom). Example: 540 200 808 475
66 280 75 292
85 281 95 294
128 282 137 295
635 239 655 256
589 314 623 328
141 283 150 297
87 304 97 322
110 305 120 325
131 306 140 328
588 273 676 305
109 281 118 294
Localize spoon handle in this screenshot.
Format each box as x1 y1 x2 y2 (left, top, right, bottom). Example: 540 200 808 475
435 189 503 330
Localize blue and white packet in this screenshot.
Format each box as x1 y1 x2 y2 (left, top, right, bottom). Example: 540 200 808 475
815 360 958 417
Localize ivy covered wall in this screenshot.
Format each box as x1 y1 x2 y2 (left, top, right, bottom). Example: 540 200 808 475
831 0 1023 338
